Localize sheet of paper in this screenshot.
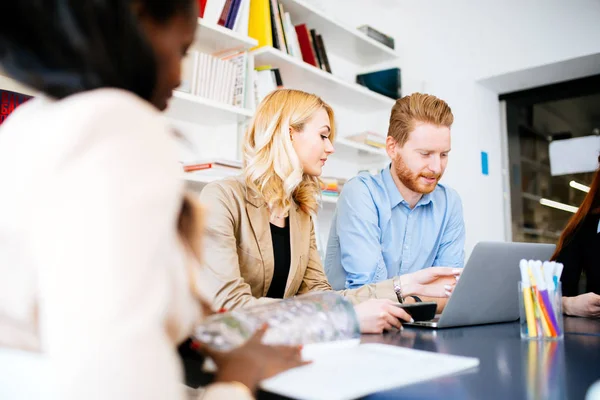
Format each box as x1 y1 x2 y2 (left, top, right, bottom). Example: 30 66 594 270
260 343 479 400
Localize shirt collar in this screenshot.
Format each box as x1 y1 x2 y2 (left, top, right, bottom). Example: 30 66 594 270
381 164 434 209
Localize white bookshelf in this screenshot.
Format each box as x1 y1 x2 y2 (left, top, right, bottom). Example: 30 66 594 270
167 91 253 125
321 196 338 204
252 47 395 112
333 137 387 161
278 0 396 66
195 19 258 53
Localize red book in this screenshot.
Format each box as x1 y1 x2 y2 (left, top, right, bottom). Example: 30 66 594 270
217 0 234 26
183 163 213 172
294 24 318 67
199 0 207 18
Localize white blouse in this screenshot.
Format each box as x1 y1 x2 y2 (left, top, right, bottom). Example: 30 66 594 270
0 88 251 400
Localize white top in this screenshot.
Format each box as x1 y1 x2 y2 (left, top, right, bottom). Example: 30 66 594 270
0 89 251 400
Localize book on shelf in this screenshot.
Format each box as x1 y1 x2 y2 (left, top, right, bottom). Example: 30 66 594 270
248 0 273 48
177 49 253 110
194 292 480 400
248 1 333 74
357 25 395 49
356 67 402 100
201 0 251 35
182 159 242 175
294 24 318 67
346 132 387 149
320 177 347 198
315 34 332 73
282 12 302 60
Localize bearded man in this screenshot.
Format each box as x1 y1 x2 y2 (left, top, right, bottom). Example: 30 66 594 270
324 93 465 302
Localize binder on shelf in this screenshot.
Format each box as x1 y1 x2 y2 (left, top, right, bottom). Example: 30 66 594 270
295 24 318 67
269 0 288 53
309 29 323 70
356 68 402 100
248 0 273 49
315 34 332 73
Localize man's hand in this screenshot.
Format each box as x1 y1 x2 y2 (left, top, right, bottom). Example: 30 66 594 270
402 267 461 298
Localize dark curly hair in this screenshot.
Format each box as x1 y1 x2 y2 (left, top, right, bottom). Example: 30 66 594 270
0 0 196 101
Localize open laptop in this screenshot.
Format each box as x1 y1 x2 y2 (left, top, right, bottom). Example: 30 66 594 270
404 242 556 329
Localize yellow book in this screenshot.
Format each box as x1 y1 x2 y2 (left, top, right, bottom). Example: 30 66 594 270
248 0 273 50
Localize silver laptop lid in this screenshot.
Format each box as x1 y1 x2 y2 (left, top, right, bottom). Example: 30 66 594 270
435 242 555 328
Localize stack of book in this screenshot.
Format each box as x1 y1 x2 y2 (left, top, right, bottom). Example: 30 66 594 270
346 132 386 149
321 177 346 199
249 0 332 73
357 25 395 49
178 49 255 110
200 0 252 35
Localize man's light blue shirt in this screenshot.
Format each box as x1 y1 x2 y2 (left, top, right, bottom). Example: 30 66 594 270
324 164 465 290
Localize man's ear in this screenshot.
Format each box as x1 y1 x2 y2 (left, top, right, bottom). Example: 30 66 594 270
386 136 397 159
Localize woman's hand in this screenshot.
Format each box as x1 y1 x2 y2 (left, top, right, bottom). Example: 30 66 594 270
354 299 413 334
196 324 310 393
563 293 600 318
401 267 461 298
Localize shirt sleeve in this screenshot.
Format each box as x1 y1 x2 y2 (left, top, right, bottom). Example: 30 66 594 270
432 191 466 268
336 179 388 289
29 93 191 400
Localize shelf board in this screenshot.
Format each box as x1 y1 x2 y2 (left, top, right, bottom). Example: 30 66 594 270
522 227 561 239
167 91 253 125
321 196 338 205
333 137 387 161
194 19 257 53
278 0 397 66
0 73 37 96
252 47 395 112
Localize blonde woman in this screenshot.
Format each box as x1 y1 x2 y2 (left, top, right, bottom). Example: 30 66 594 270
198 89 458 333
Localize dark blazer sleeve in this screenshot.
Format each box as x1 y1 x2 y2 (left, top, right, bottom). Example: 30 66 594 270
556 233 584 297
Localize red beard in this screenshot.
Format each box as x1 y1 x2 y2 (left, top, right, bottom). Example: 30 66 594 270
394 155 441 194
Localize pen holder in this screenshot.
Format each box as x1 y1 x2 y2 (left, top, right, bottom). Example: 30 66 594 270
519 282 563 340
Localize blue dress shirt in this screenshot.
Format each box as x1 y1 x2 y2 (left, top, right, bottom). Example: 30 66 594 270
324 164 465 290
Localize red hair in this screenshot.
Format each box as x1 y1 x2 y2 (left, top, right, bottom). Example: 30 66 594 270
551 154 600 260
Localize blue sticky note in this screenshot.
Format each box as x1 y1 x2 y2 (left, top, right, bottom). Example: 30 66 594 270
481 152 489 176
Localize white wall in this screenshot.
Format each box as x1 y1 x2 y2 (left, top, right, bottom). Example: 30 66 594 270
312 0 600 256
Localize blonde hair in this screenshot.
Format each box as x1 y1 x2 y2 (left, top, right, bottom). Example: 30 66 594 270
388 93 454 146
243 89 335 216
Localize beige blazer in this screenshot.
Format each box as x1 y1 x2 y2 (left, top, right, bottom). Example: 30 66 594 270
197 176 396 310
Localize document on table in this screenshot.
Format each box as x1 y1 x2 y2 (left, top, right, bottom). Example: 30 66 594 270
260 342 479 400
